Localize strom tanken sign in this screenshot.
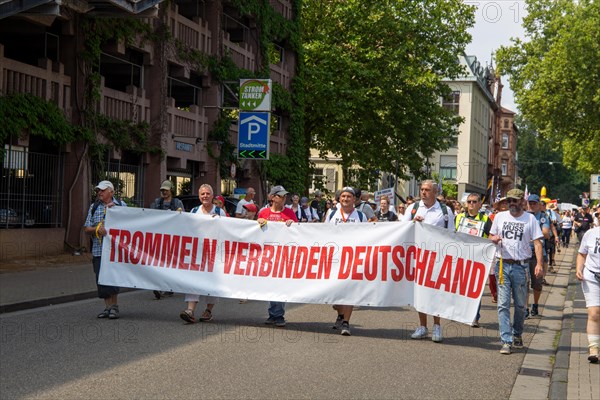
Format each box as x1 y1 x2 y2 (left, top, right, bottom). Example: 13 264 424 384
239 79 272 111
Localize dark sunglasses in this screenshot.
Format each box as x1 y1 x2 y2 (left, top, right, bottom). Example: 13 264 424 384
507 198 521 204
466 200 479 204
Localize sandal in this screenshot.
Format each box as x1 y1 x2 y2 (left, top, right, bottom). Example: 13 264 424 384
97 308 110 318
199 308 212 322
180 309 196 324
108 305 119 319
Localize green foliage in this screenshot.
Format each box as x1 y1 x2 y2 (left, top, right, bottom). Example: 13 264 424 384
95 115 156 154
496 0 600 175
179 180 192 196
81 17 152 104
0 94 92 160
0 94 81 146
431 172 458 200
516 116 588 203
207 0 307 193
302 0 474 180
207 112 238 179
79 17 162 167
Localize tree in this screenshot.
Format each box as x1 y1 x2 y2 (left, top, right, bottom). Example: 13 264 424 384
302 0 475 186
496 0 600 175
516 116 588 204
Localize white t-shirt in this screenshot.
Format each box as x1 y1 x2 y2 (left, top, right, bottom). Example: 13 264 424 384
326 207 368 225
401 200 455 232
579 226 600 273
561 216 573 229
490 211 544 260
191 204 227 217
286 204 319 222
235 198 254 217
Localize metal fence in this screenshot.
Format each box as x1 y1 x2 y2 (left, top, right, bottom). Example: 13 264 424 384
1 147 64 229
92 160 145 207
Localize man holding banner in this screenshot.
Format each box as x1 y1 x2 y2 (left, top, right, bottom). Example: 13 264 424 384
402 180 455 343
455 192 492 327
326 186 368 336
489 189 544 355
84 180 126 319
257 185 298 327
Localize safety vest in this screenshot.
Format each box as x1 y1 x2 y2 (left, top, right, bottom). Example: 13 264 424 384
455 212 489 238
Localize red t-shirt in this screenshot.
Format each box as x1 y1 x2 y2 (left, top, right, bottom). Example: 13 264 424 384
258 207 298 222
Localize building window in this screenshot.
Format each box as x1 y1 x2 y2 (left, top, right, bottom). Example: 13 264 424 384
100 51 144 92
442 91 460 114
502 133 509 149
501 159 508 176
311 168 325 191
439 155 457 180
268 42 284 65
503 119 509 129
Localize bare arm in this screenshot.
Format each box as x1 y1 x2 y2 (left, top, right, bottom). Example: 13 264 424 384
576 253 587 281
533 239 544 278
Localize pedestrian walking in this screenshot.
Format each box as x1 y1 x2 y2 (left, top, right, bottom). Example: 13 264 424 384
83 180 126 319
489 188 544 355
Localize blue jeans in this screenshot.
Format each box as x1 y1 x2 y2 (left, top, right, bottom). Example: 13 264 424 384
495 260 528 344
268 301 285 320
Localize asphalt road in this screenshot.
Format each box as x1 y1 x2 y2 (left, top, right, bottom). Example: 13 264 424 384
0 289 537 399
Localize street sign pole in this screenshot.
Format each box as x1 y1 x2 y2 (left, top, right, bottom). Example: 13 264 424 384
238 79 272 161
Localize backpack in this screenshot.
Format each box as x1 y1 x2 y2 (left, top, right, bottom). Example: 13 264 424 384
91 198 124 217
409 201 449 229
157 197 179 211
327 207 365 222
191 205 222 215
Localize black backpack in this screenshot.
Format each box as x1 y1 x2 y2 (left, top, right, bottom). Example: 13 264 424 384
156 197 179 211
91 198 124 217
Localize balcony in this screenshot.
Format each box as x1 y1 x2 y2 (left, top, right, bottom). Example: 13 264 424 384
223 33 255 71
270 62 291 90
100 78 150 123
269 0 292 19
0 44 71 115
166 98 208 160
168 4 212 57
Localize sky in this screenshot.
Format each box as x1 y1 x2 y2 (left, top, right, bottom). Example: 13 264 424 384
465 0 527 113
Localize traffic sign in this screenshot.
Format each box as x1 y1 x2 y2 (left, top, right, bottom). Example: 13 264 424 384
238 112 270 160
239 79 272 111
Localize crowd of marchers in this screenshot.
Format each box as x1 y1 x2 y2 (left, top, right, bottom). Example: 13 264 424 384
83 179 599 363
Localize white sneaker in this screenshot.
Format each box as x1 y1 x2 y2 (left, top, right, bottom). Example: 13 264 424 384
432 324 442 342
411 326 428 339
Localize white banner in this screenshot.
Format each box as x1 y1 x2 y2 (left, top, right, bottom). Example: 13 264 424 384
100 207 496 324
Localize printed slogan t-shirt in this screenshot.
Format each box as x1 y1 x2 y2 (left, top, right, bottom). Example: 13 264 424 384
258 207 298 223
490 210 543 261
579 226 600 273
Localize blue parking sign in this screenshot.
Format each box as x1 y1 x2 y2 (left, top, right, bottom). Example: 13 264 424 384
238 112 270 160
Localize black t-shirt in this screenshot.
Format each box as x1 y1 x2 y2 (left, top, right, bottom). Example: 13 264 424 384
310 199 322 219
574 212 593 231
376 210 398 222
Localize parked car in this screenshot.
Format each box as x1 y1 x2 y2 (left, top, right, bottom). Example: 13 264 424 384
0 208 34 227
0 208 19 226
175 195 239 217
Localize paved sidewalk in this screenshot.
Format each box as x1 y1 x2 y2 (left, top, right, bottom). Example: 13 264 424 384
1 243 598 398
566 276 600 399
